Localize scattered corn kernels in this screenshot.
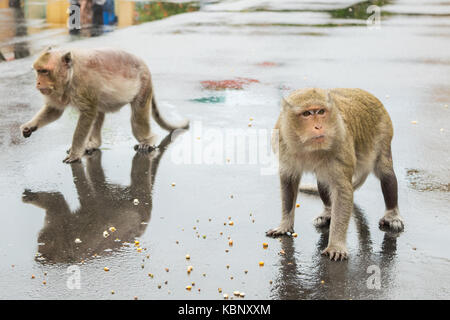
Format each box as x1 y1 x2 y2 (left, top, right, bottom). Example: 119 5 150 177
186 286 192 291
259 261 264 267
262 243 268 249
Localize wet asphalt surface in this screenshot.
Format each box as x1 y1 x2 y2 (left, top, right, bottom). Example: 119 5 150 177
0 0 449 299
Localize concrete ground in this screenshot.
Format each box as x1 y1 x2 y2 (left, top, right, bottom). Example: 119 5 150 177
0 0 449 299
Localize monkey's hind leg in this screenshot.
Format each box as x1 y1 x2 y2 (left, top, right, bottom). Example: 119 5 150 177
266 173 300 237
85 112 105 154
374 149 404 232
131 96 158 153
313 181 332 228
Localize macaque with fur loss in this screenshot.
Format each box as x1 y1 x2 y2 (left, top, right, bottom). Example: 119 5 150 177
267 88 403 261
21 47 189 163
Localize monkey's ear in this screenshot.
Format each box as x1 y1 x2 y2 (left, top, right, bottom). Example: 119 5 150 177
281 97 294 111
61 51 72 68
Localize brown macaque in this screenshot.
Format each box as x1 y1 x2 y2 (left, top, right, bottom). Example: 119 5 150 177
21 47 189 163
267 88 403 261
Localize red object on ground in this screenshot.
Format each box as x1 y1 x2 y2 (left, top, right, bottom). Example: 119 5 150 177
200 77 259 90
257 61 278 67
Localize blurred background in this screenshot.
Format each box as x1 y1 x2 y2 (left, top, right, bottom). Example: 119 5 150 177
0 0 202 61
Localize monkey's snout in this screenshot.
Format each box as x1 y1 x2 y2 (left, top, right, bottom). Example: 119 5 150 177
38 88 52 95
311 135 325 142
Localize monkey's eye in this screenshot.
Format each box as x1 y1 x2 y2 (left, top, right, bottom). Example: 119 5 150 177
317 109 325 115
301 111 312 117
37 69 49 75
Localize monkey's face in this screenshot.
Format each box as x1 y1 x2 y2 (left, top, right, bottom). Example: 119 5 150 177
33 51 72 97
34 67 55 95
289 105 336 151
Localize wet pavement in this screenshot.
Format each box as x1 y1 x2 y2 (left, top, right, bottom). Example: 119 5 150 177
0 0 449 299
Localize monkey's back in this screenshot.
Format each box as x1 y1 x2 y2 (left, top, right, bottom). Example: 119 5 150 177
70 48 150 111
330 88 393 156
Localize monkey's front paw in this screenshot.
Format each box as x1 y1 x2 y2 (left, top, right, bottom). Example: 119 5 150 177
20 125 37 138
134 144 157 153
379 216 404 233
321 245 348 261
379 208 404 232
266 226 294 237
63 154 82 163
22 189 37 202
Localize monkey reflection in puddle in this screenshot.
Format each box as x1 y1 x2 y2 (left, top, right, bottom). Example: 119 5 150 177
22 133 174 264
273 204 399 299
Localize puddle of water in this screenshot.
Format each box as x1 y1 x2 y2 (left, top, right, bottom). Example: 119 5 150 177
406 169 450 192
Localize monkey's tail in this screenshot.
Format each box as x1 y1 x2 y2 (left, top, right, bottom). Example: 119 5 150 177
298 184 319 195
152 95 190 131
